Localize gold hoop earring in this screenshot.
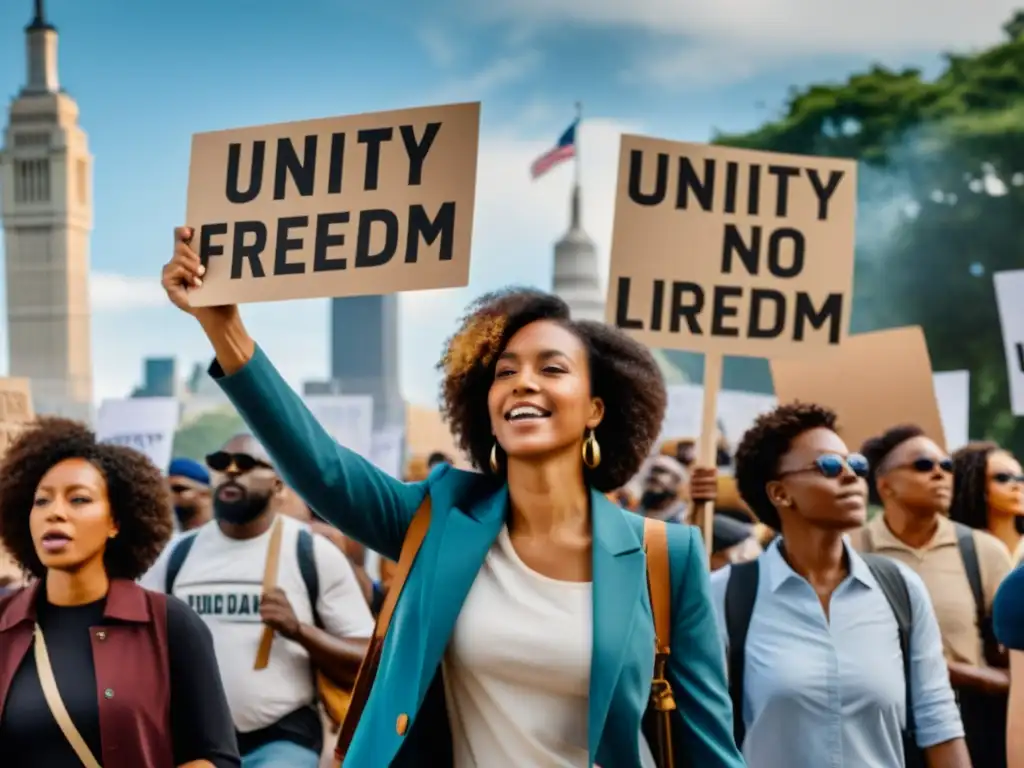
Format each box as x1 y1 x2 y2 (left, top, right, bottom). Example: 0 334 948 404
490 442 500 473
582 429 601 469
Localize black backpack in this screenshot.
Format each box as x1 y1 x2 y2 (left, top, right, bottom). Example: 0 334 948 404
164 526 326 628
724 553 924 767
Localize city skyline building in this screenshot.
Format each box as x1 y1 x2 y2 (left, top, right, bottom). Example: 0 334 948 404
0 0 94 421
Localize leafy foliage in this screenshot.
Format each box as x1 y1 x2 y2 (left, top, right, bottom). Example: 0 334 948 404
171 408 247 462
713 15 1024 453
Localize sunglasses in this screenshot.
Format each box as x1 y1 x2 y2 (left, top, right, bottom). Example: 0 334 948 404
779 452 869 480
896 457 953 474
992 472 1024 484
205 451 271 473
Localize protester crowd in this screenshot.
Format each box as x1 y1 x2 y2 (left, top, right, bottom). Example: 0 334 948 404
0 228 1021 767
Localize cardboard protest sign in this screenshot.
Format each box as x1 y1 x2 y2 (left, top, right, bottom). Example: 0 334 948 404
96 397 181 472
606 137 857 357
771 326 946 453
406 404 469 469
994 270 1024 415
186 102 480 306
607 136 857 553
0 378 33 457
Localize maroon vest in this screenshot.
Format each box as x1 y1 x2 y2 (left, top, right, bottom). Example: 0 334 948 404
0 579 175 768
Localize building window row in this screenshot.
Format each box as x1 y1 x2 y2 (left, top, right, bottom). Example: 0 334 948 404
13 158 51 203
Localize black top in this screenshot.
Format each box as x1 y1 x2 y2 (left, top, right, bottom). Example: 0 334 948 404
0 592 240 767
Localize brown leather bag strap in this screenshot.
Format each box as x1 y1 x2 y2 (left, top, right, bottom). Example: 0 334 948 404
35 624 104 768
335 496 432 761
644 518 671 652
643 517 676 768
374 498 432 637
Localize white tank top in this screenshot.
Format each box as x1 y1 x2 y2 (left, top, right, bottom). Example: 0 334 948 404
442 524 657 767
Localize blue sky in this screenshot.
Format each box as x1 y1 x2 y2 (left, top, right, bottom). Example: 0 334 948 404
0 0 1016 408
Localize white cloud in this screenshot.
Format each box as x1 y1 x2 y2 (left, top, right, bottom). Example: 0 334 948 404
90 273 167 311
472 0 1020 83
429 50 542 103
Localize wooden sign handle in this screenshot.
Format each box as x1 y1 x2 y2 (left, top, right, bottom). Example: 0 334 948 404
693 353 723 562
254 517 285 670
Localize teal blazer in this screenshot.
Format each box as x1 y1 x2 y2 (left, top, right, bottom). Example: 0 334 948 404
212 346 744 768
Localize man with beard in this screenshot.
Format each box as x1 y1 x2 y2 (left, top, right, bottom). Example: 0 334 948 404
636 455 691 522
142 434 373 768
167 456 213 531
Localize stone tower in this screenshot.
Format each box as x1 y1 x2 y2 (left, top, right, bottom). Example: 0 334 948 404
0 0 94 420
552 181 604 322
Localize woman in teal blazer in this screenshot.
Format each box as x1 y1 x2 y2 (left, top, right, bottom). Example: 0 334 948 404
162 228 744 768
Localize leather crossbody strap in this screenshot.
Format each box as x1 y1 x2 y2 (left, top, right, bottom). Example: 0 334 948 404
643 518 676 768
335 496 433 761
35 624 104 768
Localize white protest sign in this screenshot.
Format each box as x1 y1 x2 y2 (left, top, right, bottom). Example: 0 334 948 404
96 398 181 472
994 270 1024 415
370 426 404 478
717 390 777 447
659 385 774 448
932 370 970 451
304 395 374 460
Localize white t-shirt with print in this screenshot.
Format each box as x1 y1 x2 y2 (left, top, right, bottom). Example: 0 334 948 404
141 514 374 733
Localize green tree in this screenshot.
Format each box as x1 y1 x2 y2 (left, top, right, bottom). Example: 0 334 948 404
714 15 1024 453
171 408 247 462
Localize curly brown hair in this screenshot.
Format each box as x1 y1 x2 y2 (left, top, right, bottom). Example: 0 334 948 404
437 288 666 492
0 417 173 580
734 402 838 530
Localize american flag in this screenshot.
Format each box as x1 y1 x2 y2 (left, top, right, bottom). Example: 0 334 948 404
530 119 578 179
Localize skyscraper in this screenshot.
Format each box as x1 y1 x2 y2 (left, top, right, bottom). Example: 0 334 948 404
327 295 405 430
0 0 93 420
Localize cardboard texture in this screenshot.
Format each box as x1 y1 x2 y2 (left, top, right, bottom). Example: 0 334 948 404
405 405 469 470
770 326 946 452
0 377 33 457
0 377 33 585
186 102 480 306
606 136 857 357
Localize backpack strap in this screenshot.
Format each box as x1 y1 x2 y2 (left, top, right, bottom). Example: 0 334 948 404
164 530 200 594
953 522 986 628
296 528 323 629
642 517 676 767
862 554 917 747
724 560 758 749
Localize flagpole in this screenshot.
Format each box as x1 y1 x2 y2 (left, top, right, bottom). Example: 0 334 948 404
574 101 582 188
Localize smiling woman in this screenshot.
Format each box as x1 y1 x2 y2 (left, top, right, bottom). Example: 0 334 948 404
0 417 240 768
163 223 746 768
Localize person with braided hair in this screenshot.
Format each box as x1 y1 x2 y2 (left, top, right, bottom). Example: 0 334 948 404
950 442 1024 562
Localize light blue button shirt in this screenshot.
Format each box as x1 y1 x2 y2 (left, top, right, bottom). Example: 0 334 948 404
710 539 964 768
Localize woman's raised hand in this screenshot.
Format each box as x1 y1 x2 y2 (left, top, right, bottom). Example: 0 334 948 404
161 226 204 314
161 227 238 325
